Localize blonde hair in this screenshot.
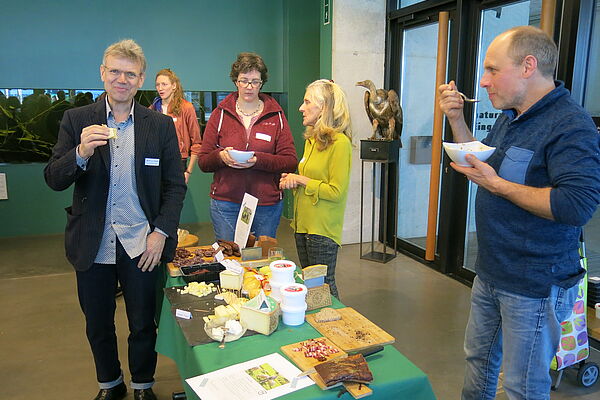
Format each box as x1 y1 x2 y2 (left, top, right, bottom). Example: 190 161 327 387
103 39 146 73
303 79 352 151
155 68 184 116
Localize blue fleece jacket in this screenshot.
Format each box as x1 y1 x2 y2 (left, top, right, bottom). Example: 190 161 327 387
476 81 600 298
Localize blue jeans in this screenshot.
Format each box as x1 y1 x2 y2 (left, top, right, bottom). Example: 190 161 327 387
210 198 283 242
295 233 340 299
462 276 578 400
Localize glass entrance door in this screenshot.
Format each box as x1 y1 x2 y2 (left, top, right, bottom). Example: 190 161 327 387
462 0 541 272
572 0 600 278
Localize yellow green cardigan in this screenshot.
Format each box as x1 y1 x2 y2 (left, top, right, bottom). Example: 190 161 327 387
291 132 352 245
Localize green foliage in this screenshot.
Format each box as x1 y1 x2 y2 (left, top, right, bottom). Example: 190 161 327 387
0 96 60 163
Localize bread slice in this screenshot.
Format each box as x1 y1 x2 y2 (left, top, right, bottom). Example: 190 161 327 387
314 307 341 323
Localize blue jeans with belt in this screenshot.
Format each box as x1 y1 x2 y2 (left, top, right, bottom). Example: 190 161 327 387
294 233 340 299
210 198 283 241
462 275 578 400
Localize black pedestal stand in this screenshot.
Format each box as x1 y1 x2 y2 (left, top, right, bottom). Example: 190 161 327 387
359 139 399 263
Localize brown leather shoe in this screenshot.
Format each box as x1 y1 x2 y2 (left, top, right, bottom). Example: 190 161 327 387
134 388 157 400
93 382 127 400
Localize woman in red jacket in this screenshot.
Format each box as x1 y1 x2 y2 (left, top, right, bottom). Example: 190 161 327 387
150 68 202 184
198 53 297 241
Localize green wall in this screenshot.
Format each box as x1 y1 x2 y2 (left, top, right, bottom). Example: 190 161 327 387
320 0 333 78
0 0 284 92
281 0 322 217
0 0 326 237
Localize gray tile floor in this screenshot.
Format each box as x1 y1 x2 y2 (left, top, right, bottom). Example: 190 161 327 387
1 221 599 399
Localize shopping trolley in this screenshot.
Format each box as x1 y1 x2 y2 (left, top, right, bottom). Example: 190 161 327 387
551 231 599 389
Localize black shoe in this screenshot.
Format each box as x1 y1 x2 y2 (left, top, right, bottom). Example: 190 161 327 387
93 382 127 400
134 388 157 400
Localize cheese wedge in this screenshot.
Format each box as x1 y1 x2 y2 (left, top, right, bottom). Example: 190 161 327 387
107 128 118 139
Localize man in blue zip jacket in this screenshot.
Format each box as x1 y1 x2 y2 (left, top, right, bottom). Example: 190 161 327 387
439 26 600 400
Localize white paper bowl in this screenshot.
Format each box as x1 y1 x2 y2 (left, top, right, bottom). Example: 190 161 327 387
228 149 255 163
442 141 496 167
204 319 247 343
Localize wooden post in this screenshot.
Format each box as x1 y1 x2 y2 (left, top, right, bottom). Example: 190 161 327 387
540 0 556 37
425 11 450 261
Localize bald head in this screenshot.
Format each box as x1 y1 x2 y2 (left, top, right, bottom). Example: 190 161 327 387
498 26 558 78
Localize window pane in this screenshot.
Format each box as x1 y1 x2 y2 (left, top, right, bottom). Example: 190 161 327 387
398 0 427 8
396 22 440 249
583 1 600 116
580 1 600 280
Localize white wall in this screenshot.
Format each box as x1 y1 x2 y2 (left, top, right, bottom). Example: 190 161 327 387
331 0 387 244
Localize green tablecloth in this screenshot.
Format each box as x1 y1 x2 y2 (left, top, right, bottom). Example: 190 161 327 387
156 274 436 400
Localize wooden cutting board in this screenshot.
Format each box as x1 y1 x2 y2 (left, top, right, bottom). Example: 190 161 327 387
306 307 395 352
280 338 372 398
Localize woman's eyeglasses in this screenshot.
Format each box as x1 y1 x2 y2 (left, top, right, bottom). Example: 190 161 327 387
236 79 263 88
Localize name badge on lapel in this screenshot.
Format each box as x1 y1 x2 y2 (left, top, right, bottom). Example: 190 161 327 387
145 158 160 166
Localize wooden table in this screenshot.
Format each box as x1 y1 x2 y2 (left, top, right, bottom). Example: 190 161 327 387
588 308 600 341
155 273 437 400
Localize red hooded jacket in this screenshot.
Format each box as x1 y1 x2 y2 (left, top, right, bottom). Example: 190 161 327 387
198 92 298 205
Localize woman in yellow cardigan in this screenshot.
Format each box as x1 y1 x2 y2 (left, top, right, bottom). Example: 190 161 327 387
280 79 352 298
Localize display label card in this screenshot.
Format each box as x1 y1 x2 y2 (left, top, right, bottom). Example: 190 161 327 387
175 309 192 319
215 250 225 262
0 173 7 200
221 259 243 274
234 193 258 250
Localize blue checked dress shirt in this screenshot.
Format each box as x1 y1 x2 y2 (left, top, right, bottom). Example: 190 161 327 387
76 99 153 264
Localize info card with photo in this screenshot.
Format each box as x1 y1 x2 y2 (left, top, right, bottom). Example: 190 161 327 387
234 193 258 250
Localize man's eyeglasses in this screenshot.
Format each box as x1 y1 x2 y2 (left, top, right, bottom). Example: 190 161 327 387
237 79 263 88
103 65 140 80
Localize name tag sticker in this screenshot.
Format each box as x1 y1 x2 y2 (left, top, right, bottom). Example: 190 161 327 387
256 132 271 142
145 158 160 166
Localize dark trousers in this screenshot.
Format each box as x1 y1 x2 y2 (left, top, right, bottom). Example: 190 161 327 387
76 240 158 384
294 233 340 298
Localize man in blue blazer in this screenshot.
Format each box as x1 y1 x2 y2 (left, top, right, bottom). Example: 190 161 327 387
45 39 186 400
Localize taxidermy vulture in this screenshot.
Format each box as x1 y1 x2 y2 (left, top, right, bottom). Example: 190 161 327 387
356 79 403 142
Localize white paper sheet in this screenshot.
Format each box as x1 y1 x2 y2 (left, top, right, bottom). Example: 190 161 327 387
0 173 7 200
234 193 258 250
185 353 314 400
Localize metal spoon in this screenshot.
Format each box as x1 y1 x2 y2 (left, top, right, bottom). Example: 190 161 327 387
457 91 480 103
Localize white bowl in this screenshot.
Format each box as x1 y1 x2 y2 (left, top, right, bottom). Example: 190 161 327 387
204 319 247 343
228 149 255 163
442 141 496 167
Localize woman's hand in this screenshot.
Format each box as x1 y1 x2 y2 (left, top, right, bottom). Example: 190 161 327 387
280 173 309 189
219 148 256 169
219 147 236 167
230 155 257 169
